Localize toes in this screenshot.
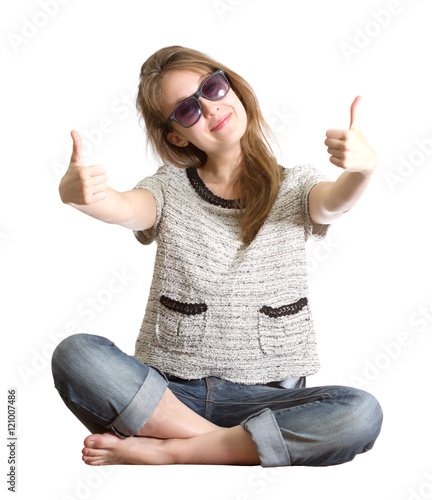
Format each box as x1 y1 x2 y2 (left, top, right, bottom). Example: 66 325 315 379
81 432 125 466
83 434 101 448
82 455 109 466
84 432 120 450
82 447 104 458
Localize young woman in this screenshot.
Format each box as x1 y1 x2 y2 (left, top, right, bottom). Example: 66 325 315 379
51 45 383 467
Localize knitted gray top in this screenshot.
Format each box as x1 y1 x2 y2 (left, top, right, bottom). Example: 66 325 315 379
132 163 331 385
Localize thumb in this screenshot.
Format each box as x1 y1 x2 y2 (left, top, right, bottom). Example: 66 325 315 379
349 96 362 130
70 129 84 166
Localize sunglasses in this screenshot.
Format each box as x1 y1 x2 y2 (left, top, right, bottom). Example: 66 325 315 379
167 69 230 128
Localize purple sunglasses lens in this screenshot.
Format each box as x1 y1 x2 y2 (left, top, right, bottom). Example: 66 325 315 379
174 99 201 128
202 73 229 99
174 73 229 126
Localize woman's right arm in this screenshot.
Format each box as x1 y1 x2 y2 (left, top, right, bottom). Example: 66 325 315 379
59 130 156 231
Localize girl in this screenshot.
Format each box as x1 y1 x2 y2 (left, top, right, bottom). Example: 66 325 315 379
51 45 383 467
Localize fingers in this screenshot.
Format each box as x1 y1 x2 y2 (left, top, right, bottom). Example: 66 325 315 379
349 96 362 130
60 131 109 205
325 129 349 140
326 147 345 159
326 96 363 139
325 136 350 162
324 96 368 172
83 165 106 177
325 136 353 160
82 173 108 194
73 168 108 204
70 129 84 166
324 137 345 148
328 156 346 169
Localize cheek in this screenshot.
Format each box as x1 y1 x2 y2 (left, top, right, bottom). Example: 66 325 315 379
235 101 248 130
232 95 247 123
186 126 208 149
239 104 247 123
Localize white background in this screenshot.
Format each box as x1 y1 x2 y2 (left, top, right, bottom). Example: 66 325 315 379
2 0 432 499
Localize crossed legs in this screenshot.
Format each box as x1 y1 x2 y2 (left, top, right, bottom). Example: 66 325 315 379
52 334 383 467
82 388 260 465
82 386 260 466
51 334 260 466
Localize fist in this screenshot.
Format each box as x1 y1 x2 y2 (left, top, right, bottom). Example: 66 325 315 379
59 130 108 205
324 96 377 175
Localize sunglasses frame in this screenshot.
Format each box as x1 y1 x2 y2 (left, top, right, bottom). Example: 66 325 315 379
167 69 230 128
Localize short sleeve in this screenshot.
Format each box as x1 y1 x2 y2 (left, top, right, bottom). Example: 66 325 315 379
291 163 332 242
132 173 165 245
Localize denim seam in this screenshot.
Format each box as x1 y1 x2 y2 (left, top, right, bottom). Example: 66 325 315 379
206 378 214 421
272 397 332 416
211 393 333 406
170 390 207 402
169 391 333 405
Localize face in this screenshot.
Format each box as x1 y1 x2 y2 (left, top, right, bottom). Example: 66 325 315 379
160 69 248 155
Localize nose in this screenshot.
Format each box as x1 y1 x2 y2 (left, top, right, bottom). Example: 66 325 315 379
199 96 220 117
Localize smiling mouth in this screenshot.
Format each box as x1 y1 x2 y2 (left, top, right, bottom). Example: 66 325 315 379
211 113 232 131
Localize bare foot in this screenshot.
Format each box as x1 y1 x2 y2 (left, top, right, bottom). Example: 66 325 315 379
137 387 220 439
82 433 174 466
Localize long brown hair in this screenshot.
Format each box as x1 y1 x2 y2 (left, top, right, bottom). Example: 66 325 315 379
136 45 286 246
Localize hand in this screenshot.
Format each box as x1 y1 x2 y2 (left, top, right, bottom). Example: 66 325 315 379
324 96 377 175
59 130 108 205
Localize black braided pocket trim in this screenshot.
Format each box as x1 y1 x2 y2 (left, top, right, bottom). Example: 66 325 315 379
160 295 207 315
259 297 308 318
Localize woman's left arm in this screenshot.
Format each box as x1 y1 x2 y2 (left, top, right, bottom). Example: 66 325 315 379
309 96 377 225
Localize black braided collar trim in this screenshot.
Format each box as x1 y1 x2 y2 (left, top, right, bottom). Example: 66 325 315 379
186 166 239 209
186 165 285 209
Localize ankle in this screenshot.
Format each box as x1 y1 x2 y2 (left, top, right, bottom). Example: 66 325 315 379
164 438 186 465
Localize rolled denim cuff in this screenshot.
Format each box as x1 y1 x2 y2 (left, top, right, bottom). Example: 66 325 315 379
240 408 291 467
109 365 169 438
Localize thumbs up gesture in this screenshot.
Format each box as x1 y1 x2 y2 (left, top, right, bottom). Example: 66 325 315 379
59 130 108 205
324 96 377 175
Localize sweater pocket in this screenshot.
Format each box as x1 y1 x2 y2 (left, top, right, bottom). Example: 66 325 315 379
258 297 309 355
155 294 207 353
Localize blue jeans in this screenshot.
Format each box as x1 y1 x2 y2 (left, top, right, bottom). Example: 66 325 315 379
51 334 383 467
